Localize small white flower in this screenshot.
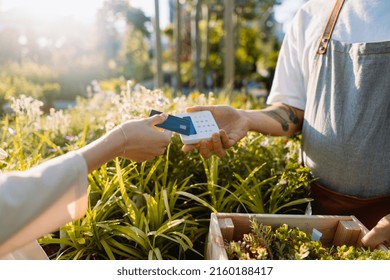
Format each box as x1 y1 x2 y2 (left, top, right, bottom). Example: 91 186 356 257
0 148 7 160
8 128 15 136
278 177 287 185
45 108 70 136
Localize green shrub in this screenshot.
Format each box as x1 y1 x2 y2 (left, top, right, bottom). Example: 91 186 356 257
0 81 313 259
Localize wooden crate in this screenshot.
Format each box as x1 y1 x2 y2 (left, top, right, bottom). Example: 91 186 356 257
206 213 387 260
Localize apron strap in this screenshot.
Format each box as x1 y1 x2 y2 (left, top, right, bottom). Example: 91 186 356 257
317 0 346 55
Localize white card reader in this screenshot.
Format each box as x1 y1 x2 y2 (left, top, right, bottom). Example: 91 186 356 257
175 111 220 144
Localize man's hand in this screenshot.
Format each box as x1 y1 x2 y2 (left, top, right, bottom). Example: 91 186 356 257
181 103 304 159
361 214 390 249
181 105 250 159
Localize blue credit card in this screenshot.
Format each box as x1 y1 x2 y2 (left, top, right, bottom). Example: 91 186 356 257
149 109 193 135
182 116 197 135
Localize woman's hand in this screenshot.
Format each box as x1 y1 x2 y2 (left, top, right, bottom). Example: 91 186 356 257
79 114 172 173
120 114 172 162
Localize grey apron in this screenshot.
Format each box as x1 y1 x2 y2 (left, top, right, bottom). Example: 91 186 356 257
301 0 390 228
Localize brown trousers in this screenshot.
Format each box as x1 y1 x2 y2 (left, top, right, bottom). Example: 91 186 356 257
310 183 390 229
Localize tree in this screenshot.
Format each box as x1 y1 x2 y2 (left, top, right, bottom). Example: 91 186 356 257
174 0 183 93
223 0 235 94
154 0 163 88
191 0 203 91
120 26 153 82
96 0 152 81
164 0 281 92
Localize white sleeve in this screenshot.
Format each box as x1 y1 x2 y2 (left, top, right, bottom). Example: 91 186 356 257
267 10 307 110
0 151 88 257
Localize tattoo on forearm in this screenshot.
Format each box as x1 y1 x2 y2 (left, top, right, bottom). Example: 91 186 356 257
264 106 300 132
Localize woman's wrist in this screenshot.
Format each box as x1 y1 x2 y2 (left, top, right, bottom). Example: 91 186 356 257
105 126 127 159
117 124 128 156
78 127 124 173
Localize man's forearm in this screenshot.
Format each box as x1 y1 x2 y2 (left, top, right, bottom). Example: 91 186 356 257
241 103 304 136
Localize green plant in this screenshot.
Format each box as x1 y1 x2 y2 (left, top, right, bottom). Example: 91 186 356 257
225 218 390 260
1 83 314 260
41 157 202 260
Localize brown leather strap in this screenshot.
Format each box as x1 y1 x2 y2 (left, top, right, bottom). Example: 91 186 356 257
317 0 346 55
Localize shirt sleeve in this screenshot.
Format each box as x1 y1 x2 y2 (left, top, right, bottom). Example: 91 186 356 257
0 151 88 257
266 7 309 111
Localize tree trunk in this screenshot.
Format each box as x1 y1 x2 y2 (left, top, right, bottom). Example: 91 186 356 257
191 0 202 91
201 3 210 91
174 0 182 94
223 0 235 95
154 0 163 88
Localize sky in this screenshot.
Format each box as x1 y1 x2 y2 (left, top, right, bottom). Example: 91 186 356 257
274 0 306 32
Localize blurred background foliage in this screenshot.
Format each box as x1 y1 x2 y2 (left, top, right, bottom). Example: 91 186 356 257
0 0 306 115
